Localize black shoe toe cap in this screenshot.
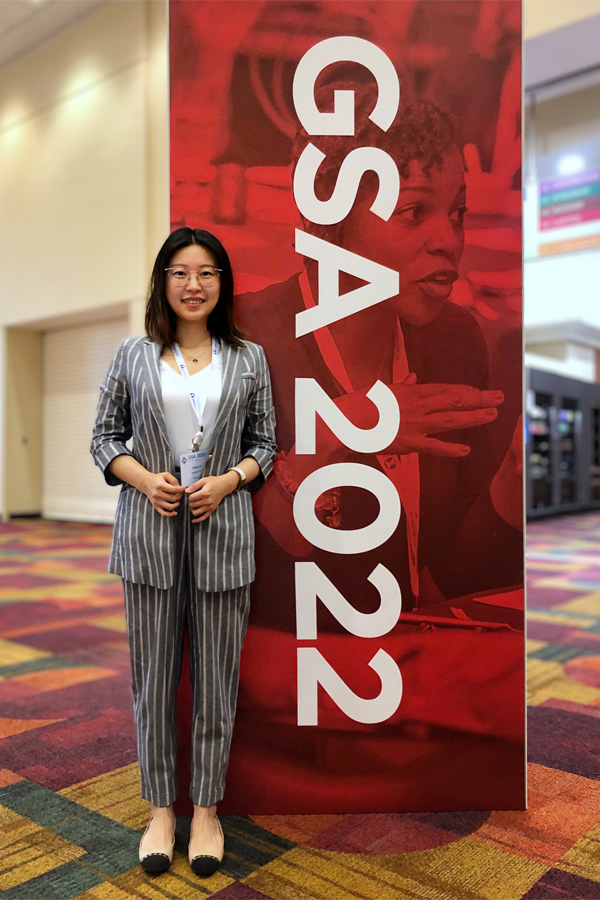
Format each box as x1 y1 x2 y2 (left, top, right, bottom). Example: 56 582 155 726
140 853 171 874
190 854 221 877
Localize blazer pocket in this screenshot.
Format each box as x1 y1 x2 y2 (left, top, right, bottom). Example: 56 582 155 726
241 372 256 380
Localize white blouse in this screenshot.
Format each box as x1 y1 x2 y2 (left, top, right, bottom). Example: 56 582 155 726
159 359 219 460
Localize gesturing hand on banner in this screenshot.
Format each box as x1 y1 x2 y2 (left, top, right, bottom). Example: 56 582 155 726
302 378 504 463
386 379 504 457
259 378 505 547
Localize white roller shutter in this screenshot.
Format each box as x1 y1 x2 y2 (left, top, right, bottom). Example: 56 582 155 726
42 318 129 522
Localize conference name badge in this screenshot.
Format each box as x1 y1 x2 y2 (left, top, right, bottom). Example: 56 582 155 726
179 449 210 487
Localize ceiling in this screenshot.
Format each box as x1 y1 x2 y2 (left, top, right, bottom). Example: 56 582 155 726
1 0 600 73
0 0 105 71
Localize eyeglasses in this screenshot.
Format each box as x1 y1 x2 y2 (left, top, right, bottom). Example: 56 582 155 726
165 265 222 288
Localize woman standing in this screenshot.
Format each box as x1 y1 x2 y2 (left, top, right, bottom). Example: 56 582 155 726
91 227 276 876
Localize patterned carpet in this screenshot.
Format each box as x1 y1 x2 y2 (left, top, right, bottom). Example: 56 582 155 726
1 515 600 899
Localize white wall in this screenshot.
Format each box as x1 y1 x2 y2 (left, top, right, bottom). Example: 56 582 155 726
42 318 129 522
524 88 600 335
525 343 596 382
524 0 600 39
5 330 42 515
524 252 600 329
0 1 144 327
0 1 168 330
0 0 168 517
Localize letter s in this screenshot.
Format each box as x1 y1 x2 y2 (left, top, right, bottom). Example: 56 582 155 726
294 145 399 225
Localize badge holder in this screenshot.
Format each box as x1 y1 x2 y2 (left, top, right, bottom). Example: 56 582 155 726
180 428 212 487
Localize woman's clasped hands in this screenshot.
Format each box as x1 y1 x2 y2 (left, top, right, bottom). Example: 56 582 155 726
141 471 184 517
186 475 233 523
142 471 234 523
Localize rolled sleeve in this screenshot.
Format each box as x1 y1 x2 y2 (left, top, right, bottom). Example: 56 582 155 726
241 345 277 491
90 340 134 486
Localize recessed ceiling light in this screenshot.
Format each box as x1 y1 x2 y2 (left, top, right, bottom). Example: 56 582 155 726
556 154 586 176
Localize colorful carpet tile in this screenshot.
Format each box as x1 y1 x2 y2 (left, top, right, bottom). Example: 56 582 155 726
1 515 600 898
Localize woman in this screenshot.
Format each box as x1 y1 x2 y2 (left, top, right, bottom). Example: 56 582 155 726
91 227 276 875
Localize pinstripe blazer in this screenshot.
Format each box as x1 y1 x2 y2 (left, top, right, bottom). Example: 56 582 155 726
90 336 276 591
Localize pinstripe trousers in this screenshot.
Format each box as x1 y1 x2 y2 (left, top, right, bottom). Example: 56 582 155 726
123 495 250 808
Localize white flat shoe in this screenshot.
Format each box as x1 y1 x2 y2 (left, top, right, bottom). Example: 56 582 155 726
189 815 224 877
139 818 176 874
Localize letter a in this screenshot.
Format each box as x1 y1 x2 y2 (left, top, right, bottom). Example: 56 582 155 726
295 229 399 337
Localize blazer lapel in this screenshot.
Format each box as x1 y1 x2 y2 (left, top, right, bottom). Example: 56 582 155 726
141 339 170 447
210 340 243 446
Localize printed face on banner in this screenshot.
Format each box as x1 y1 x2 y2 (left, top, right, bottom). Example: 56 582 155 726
170 0 524 816
342 149 467 326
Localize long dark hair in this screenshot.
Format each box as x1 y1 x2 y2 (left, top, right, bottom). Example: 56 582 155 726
145 227 245 346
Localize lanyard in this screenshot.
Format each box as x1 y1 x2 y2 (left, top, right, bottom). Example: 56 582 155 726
299 270 353 393
298 269 409 390
172 338 222 450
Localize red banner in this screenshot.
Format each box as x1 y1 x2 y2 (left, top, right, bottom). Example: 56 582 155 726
170 0 524 814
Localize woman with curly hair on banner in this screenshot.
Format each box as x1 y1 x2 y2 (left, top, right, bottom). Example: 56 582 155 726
224 87 524 812
241 88 522 611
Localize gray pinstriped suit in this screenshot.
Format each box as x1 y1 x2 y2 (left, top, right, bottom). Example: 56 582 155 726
91 336 276 806
91 336 276 590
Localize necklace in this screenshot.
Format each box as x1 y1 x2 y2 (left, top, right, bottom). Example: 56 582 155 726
180 342 211 364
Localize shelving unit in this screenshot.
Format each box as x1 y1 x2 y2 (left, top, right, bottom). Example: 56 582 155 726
526 369 600 518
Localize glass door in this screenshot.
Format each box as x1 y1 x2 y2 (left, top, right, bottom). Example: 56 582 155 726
558 398 580 505
591 403 600 503
528 391 554 509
